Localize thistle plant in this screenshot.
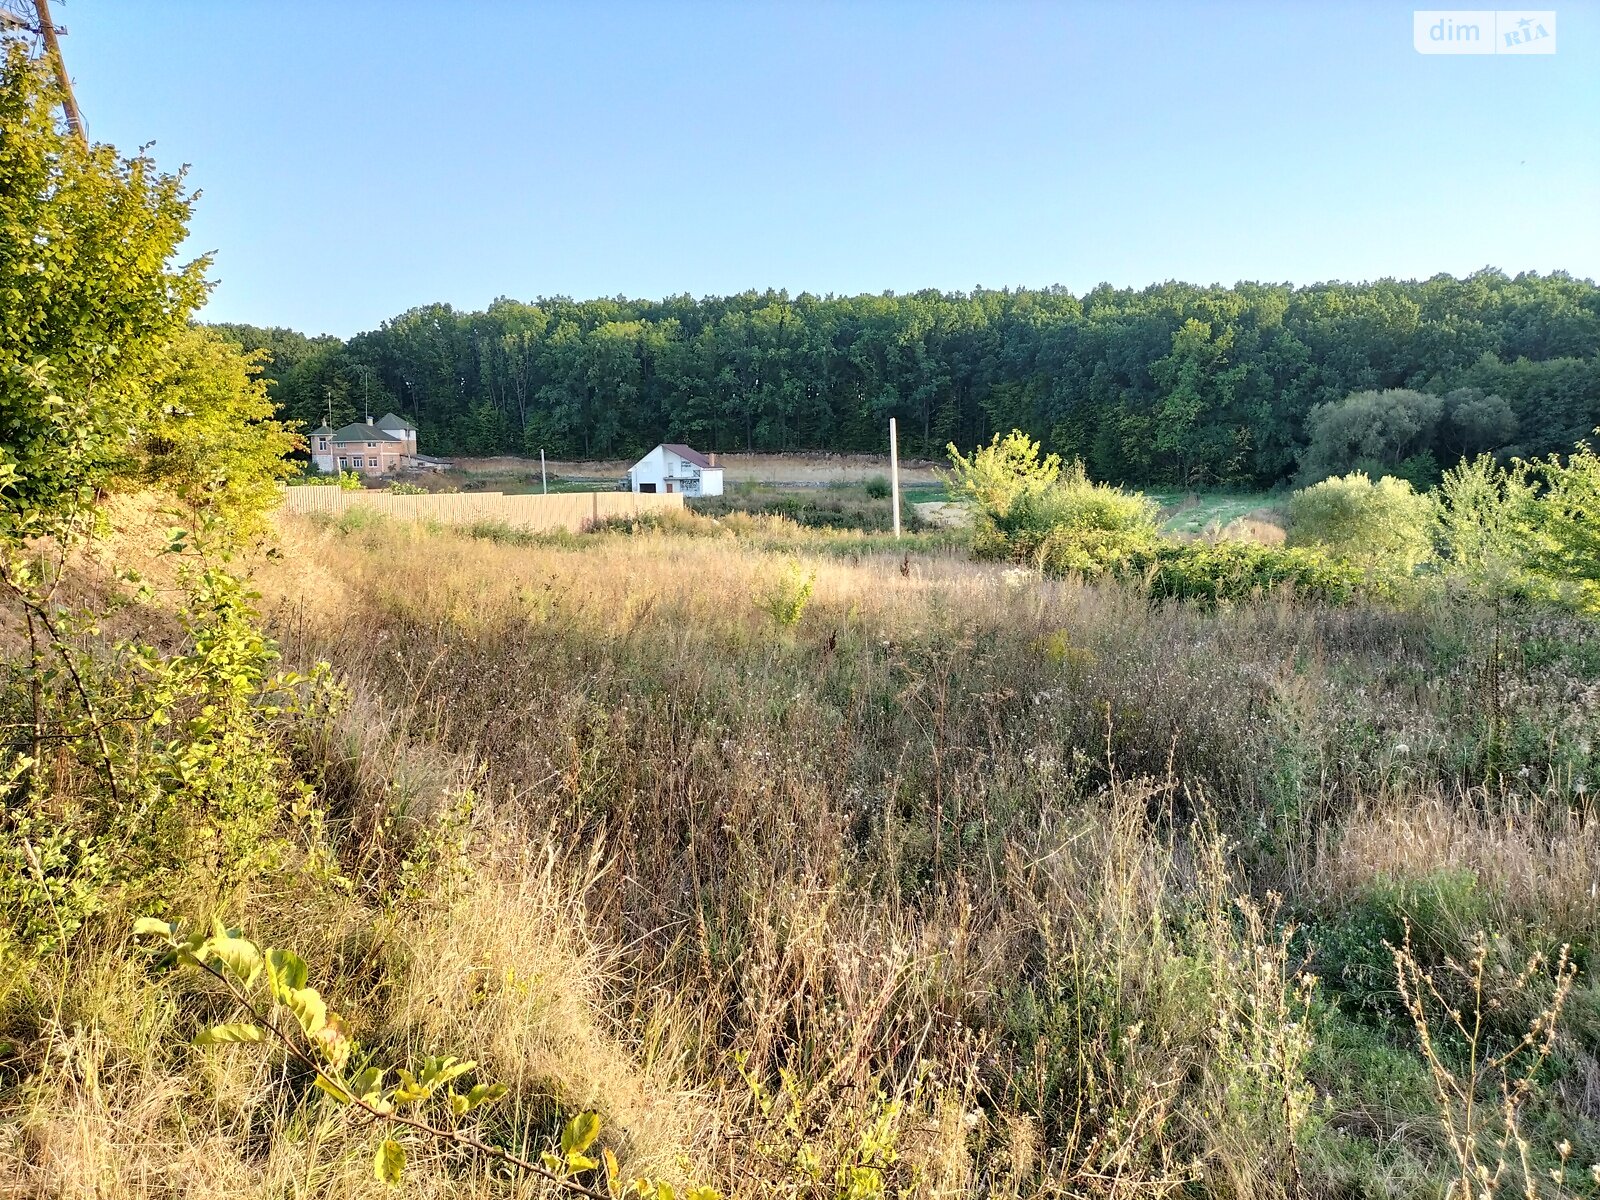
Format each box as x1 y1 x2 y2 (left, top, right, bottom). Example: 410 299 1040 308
135 916 719 1199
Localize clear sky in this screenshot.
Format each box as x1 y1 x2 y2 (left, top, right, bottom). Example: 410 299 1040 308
57 0 1600 337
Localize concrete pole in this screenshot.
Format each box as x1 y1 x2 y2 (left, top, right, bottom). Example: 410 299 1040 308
540 448 547 494
33 0 86 149
889 417 902 539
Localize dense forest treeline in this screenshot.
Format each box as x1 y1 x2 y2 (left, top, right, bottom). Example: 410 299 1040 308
214 270 1600 485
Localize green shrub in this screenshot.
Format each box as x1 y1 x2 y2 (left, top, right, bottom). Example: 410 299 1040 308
1297 389 1443 485
754 559 816 628
1433 454 1539 592
1144 541 1366 606
863 474 891 500
288 469 363 490
0 560 329 955
1287 472 1434 571
1521 432 1600 612
950 432 1158 561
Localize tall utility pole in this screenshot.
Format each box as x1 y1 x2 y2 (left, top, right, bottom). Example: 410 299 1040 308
889 417 902 539
1 0 85 146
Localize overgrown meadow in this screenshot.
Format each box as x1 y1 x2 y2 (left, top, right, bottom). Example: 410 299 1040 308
4 38 1600 1200
9 493 1599 1198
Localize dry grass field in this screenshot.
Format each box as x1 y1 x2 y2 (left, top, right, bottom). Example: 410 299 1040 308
5 507 1598 1199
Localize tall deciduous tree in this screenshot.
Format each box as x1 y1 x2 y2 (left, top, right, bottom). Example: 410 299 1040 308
0 46 293 540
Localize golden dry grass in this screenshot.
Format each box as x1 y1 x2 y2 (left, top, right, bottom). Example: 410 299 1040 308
6 508 1599 1199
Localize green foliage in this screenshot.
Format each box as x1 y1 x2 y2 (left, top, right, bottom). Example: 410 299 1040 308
131 325 300 534
950 432 1158 564
863 474 891 500
1432 454 1540 593
387 480 427 495
0 47 292 544
1440 386 1519 460
946 429 1061 518
954 432 1369 605
1142 541 1367 606
733 1053 923 1200
137 916 718 1199
1287 472 1434 572
754 559 816 629
1297 391 1445 486
216 271 1600 485
290 468 364 490
1521 433 1600 612
0 553 333 954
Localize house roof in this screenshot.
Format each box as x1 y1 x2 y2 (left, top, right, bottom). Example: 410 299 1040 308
377 412 417 431
309 424 333 437
662 443 714 469
330 422 401 444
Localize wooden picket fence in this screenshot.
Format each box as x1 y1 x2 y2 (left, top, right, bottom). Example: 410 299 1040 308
279 487 684 532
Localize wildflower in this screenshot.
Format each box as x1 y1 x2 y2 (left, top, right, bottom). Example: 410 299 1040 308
1575 780 1589 796
1394 743 1410 755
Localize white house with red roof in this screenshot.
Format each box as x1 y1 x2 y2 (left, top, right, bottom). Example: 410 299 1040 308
626 444 723 497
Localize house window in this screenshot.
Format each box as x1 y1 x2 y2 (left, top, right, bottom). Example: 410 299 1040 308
368 458 378 468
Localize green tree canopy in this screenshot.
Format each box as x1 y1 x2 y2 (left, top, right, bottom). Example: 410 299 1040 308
0 46 293 540
213 272 1600 487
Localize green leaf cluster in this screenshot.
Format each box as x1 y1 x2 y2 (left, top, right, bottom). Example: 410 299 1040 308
0 46 295 545
136 916 720 1198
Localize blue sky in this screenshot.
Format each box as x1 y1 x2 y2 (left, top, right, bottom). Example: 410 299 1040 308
61 0 1600 336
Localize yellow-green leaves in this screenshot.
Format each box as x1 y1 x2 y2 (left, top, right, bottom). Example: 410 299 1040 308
280 983 326 1036
348 1066 392 1113
446 1081 507 1118
265 947 308 994
542 1112 603 1177
262 946 349 1069
604 1148 621 1193
199 921 263 989
138 916 725 1200
311 1075 353 1104
132 916 176 939
562 1110 602 1160
396 1054 477 1104
194 1022 264 1045
265 948 326 1036
374 1138 405 1186
650 1183 718 1200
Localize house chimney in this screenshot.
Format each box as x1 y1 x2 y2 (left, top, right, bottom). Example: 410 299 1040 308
708 452 717 467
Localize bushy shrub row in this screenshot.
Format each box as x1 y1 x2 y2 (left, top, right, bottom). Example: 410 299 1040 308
952 433 1368 604
955 429 1600 611
1018 530 1367 605
1285 445 1600 611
